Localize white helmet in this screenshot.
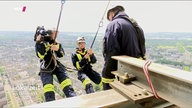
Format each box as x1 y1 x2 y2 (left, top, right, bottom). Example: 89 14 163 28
76 36 85 43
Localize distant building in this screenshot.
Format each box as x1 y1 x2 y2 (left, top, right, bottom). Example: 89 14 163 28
184 52 192 65
0 75 8 108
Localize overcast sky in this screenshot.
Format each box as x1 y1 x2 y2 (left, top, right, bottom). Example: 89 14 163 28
0 1 192 33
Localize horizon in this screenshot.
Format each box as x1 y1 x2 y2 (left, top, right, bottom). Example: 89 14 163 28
0 1 192 33
1 30 192 34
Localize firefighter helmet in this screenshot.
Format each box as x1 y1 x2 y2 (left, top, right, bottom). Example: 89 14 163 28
76 37 85 44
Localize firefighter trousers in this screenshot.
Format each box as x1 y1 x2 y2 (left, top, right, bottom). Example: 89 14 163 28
78 68 101 94
40 65 76 102
102 58 117 90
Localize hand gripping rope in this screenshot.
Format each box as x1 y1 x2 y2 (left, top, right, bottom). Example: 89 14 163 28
143 60 160 99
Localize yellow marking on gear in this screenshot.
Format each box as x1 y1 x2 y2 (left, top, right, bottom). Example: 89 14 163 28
56 44 60 49
44 43 50 52
38 43 51 59
43 84 54 93
76 53 91 70
98 81 103 90
76 54 82 60
76 62 81 70
77 50 87 55
55 43 64 56
77 53 91 62
88 57 91 62
38 52 45 59
102 77 115 83
76 54 82 70
138 57 143 60
60 78 72 90
82 78 91 88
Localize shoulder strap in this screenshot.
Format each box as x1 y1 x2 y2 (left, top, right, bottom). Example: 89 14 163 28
120 16 146 59
76 54 82 61
120 16 138 27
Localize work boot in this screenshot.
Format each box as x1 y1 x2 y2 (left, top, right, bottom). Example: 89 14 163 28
85 83 94 94
102 82 112 90
44 92 55 102
63 85 77 97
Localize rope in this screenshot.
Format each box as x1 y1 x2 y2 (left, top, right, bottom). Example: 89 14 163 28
54 0 65 41
65 66 77 72
143 60 160 99
90 0 111 48
52 0 65 67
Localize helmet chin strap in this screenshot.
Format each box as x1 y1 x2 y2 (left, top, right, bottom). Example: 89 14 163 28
78 47 85 52
78 47 85 51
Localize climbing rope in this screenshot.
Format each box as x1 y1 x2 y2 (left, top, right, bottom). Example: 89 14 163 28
143 60 160 99
90 0 111 48
52 0 65 67
54 0 65 41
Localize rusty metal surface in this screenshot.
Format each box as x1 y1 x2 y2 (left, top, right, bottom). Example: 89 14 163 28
112 55 192 107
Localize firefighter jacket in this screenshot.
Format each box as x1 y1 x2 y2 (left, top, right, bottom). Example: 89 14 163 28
35 41 65 72
103 11 141 61
71 48 96 71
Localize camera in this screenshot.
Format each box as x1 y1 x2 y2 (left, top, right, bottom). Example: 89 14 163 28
34 26 52 42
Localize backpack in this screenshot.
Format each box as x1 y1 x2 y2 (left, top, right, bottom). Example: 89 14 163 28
121 16 146 60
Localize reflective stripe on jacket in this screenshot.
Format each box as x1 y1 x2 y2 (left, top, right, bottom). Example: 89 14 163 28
71 49 96 71
35 42 65 72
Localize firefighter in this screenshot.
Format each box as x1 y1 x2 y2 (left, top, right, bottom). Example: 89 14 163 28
71 37 102 94
35 29 76 102
102 6 142 90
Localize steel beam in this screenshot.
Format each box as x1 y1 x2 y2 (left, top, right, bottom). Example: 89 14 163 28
112 55 192 107
25 89 133 108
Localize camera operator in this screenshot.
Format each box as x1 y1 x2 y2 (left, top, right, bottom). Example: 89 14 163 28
35 28 76 102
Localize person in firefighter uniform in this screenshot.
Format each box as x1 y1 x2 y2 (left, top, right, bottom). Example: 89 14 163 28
71 37 102 94
102 6 142 90
35 29 76 102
